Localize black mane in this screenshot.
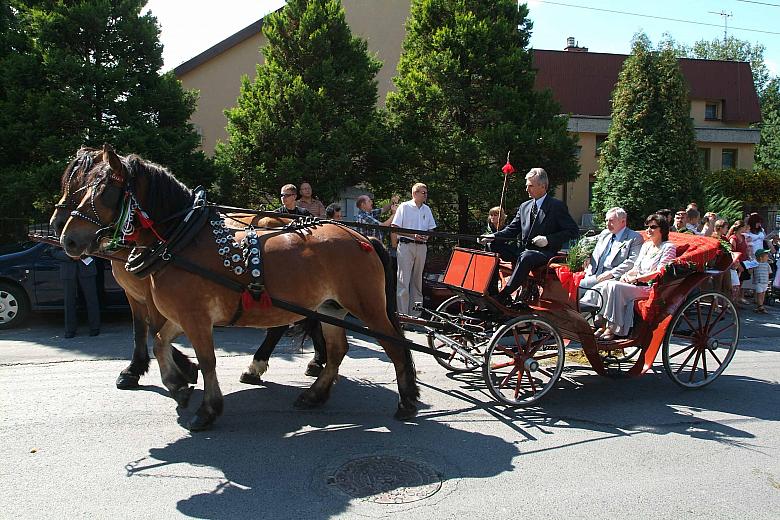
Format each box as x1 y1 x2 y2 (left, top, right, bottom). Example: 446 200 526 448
126 154 193 221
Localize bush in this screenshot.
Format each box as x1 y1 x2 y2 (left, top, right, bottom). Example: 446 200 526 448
705 169 780 206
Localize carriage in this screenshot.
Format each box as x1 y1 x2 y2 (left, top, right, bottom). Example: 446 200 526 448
51 145 740 429
412 233 740 407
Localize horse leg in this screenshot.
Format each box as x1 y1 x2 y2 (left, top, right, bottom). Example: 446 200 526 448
239 325 288 385
304 319 327 377
294 321 347 409
182 323 223 431
116 298 150 389
379 337 419 420
152 320 194 408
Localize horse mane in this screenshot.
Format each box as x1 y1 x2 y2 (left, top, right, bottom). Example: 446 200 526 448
62 147 101 191
126 154 193 220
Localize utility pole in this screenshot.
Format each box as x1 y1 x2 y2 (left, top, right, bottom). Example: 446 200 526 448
708 10 733 42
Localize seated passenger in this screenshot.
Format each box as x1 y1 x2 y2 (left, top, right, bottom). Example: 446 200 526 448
579 207 644 300
580 214 677 340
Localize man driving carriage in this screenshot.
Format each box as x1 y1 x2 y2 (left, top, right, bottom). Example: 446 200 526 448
481 168 579 307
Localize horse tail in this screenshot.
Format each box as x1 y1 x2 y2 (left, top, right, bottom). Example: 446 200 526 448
368 236 403 336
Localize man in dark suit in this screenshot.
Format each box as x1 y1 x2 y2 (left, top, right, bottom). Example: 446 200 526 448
52 249 101 337
482 168 579 306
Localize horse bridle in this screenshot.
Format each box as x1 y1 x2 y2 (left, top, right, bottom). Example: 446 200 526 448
68 161 134 240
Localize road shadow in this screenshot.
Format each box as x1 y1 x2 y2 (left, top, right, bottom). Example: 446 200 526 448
425 367 779 453
126 379 518 519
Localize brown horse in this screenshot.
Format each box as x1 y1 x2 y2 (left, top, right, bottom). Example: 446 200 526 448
50 148 325 399
60 145 418 430
50 148 198 397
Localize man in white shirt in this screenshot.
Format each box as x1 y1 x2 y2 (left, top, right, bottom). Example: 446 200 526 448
391 183 437 315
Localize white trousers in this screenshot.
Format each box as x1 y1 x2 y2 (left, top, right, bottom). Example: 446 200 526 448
396 242 427 315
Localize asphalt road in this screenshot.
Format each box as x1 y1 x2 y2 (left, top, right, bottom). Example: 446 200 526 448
1 305 779 520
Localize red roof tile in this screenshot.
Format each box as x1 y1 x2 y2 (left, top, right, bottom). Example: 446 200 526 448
532 50 761 123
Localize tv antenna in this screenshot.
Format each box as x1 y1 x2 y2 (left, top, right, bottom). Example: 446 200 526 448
709 10 733 42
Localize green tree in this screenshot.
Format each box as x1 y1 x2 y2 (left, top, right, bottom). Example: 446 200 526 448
755 78 780 171
214 0 387 208
592 35 702 226
0 0 211 222
667 35 770 97
385 0 579 233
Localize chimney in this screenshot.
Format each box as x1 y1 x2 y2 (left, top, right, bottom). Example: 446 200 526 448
564 37 588 52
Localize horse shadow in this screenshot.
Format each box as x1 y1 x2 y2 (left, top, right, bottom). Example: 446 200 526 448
126 379 519 519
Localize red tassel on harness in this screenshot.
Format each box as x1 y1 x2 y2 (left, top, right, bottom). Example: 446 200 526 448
135 208 154 228
358 241 373 252
242 289 273 310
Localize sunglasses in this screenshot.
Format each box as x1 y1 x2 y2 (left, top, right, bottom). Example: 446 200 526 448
646 224 660 230
280 193 295 198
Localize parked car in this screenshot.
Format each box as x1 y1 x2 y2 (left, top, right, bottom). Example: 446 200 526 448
0 242 128 329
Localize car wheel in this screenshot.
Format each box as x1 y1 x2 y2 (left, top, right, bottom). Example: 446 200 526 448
0 282 30 329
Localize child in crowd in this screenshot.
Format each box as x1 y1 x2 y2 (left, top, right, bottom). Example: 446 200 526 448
753 248 771 313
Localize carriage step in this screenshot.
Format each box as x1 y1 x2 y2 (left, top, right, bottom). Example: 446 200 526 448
595 337 637 349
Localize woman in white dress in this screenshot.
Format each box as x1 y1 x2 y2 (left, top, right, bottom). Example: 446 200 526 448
580 214 677 340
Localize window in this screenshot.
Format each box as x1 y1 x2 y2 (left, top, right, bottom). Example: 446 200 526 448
573 145 582 159
722 149 737 169
698 148 711 170
705 103 719 120
595 134 607 156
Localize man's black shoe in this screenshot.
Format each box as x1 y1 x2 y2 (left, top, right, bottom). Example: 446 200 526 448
89 330 100 337
64 332 76 339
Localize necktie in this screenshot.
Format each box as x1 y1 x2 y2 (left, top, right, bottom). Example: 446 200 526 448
525 202 538 247
596 234 616 274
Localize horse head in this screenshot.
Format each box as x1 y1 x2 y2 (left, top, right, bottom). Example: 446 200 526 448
60 144 193 257
60 144 132 256
49 146 104 237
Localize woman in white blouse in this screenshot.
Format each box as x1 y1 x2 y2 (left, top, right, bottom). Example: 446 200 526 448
580 214 677 340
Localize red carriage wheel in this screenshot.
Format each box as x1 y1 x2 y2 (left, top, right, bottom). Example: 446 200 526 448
482 315 565 406
662 291 739 389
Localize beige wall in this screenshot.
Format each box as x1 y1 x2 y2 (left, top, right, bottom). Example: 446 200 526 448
177 0 411 155
690 99 750 128
179 34 267 155
699 142 755 170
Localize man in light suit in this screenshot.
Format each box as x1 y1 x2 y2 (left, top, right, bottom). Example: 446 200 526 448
483 168 579 306
578 207 644 304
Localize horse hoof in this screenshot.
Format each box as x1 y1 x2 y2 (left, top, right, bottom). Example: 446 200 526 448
173 386 194 408
305 361 324 377
187 412 215 431
239 372 264 385
115 372 140 390
294 392 324 409
185 364 199 384
394 402 418 421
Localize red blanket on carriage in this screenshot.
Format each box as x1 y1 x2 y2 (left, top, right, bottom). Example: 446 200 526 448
555 232 724 319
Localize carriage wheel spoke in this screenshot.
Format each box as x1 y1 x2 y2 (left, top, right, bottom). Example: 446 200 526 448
706 347 724 366
533 352 559 361
710 321 736 337
702 296 715 331
499 367 518 389
669 343 695 359
681 314 700 334
491 361 515 370
675 347 698 375
514 369 525 398
702 348 708 379
527 369 537 393
688 350 702 382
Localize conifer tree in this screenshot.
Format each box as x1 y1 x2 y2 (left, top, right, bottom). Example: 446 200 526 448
0 0 211 222
214 0 386 208
755 79 780 171
592 35 702 225
385 0 578 233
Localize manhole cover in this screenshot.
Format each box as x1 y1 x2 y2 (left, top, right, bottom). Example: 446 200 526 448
329 455 442 504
